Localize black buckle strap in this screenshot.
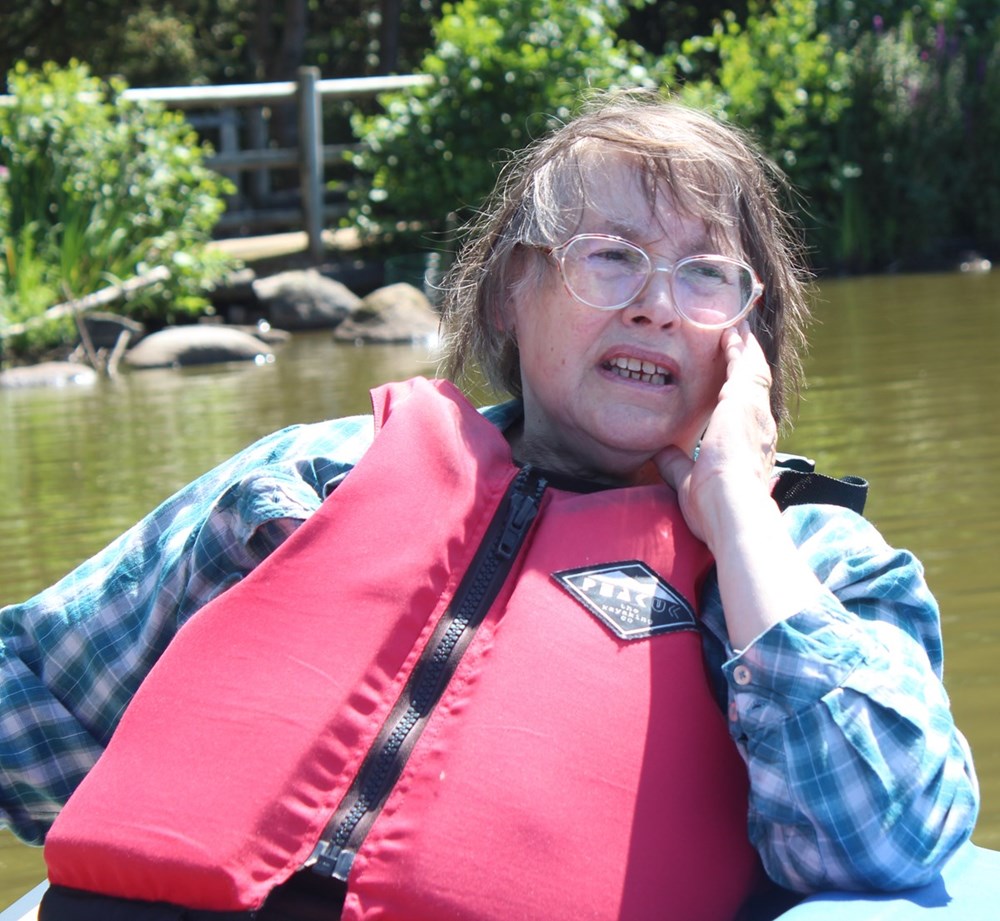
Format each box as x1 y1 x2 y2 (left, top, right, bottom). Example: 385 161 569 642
772 467 868 516
40 873 346 921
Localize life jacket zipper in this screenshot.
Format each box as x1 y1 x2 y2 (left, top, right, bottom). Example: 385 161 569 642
309 465 548 882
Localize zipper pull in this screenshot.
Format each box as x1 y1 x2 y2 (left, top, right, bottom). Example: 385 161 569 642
496 469 546 560
310 841 356 880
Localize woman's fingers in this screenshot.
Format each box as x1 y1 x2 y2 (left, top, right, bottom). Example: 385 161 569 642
722 322 772 393
654 445 693 494
702 324 778 482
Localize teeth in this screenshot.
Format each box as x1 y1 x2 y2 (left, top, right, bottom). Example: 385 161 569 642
606 356 671 385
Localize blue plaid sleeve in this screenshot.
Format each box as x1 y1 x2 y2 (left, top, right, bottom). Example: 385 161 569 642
0 414 375 844
700 503 980 893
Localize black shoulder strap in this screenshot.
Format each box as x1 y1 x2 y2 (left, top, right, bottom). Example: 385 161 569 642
772 455 869 516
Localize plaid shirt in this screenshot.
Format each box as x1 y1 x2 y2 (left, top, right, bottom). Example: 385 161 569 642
0 400 978 894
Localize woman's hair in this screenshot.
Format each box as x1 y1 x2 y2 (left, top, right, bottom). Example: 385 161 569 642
439 90 812 426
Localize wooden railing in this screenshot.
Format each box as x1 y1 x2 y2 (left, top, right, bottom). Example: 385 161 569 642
0 69 434 263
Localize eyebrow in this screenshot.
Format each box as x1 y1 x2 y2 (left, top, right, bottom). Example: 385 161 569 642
598 220 718 255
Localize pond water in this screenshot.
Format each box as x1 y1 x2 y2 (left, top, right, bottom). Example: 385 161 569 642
2 270 999 906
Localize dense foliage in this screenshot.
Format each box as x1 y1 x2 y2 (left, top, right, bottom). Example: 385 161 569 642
3 0 999 287
349 0 1000 273
0 62 234 351
1 1 442 91
673 0 1000 270
348 0 662 245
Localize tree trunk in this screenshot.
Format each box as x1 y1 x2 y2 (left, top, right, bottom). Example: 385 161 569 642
380 0 403 73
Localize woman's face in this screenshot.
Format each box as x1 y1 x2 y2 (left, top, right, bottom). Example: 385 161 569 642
508 158 738 482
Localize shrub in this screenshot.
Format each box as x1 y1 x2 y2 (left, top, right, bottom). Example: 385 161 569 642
828 18 967 272
0 61 234 353
960 20 1000 255
673 1 998 272
676 0 852 268
348 0 663 249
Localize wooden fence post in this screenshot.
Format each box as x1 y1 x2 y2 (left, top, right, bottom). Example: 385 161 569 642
297 66 324 264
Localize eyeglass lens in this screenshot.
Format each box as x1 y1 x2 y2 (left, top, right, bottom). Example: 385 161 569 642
560 236 755 327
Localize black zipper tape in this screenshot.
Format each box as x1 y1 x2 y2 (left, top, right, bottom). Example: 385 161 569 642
310 466 547 881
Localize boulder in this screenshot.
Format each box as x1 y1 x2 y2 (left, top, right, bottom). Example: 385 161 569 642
124 326 274 369
225 321 292 347
0 361 98 389
210 267 261 325
251 269 362 330
332 283 440 344
210 266 258 306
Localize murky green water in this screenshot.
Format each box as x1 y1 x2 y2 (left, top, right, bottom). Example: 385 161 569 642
2 271 999 905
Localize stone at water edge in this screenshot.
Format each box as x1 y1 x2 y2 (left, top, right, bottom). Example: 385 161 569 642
0 362 99 389
251 269 362 331
123 326 275 369
332 283 440 344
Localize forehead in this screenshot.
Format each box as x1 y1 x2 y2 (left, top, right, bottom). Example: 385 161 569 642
578 160 702 245
546 148 740 251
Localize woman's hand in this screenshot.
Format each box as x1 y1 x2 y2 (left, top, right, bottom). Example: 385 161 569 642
654 322 777 548
654 322 821 649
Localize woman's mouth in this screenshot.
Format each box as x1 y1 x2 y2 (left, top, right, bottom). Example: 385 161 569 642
604 356 673 386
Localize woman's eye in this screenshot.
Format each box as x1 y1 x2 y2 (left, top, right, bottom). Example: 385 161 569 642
686 262 729 284
592 247 642 268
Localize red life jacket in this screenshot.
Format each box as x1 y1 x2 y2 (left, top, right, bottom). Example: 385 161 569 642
44 377 761 920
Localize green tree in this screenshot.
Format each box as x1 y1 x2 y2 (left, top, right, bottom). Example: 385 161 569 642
670 0 998 271
618 1 750 56
964 28 1000 253
0 62 234 351
0 1 443 91
349 0 662 246
677 0 851 232
828 18 967 271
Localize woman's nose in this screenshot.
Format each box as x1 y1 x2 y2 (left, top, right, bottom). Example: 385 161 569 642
620 269 679 327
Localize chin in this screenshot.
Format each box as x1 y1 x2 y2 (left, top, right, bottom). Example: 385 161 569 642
603 425 683 457
589 439 664 477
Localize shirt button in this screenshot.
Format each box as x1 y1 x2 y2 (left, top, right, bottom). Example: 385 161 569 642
728 701 739 722
733 664 752 686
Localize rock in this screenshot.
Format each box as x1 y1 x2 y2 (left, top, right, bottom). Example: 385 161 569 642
324 258 384 296
79 311 146 351
210 267 261 325
211 267 258 306
0 361 99 389
251 269 362 330
231 321 292 346
332 283 440 344
124 326 275 369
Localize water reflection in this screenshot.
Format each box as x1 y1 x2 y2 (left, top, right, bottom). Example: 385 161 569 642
1 339 442 599
782 271 1000 856
1 271 999 904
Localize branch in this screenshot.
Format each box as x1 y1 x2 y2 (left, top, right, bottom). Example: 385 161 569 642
0 266 171 338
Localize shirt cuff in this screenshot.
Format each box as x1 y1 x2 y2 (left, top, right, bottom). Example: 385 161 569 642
723 590 869 729
227 472 326 546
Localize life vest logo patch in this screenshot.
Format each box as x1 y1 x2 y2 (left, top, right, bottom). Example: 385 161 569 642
553 561 697 641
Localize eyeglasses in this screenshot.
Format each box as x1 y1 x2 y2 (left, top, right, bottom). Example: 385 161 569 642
543 234 764 329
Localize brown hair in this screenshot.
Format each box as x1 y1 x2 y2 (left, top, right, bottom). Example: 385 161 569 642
439 90 812 426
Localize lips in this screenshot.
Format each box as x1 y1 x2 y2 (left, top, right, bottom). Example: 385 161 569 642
603 355 674 386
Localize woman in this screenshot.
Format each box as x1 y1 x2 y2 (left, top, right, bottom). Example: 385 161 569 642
0 93 978 920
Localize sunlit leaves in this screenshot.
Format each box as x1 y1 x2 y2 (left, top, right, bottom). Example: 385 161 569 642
0 61 235 351
349 0 664 245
